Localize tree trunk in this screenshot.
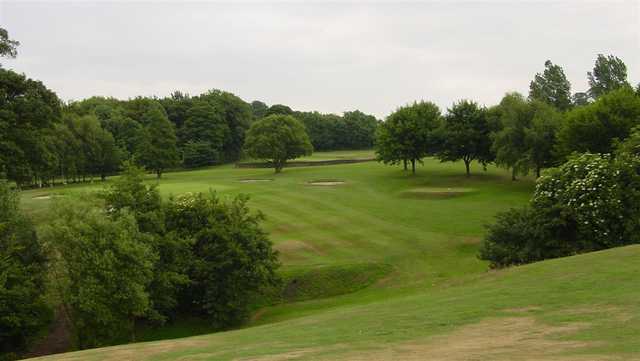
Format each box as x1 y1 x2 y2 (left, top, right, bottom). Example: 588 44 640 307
156 169 162 179
511 168 517 181
411 159 416 174
403 159 407 171
465 159 471 177
535 166 541 178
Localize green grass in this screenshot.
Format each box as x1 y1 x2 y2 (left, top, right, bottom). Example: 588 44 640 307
20 154 639 360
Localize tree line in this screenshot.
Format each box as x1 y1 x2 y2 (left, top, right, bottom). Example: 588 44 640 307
376 56 640 179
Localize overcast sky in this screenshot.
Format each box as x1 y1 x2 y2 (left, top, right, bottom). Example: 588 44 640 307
1 1 639 118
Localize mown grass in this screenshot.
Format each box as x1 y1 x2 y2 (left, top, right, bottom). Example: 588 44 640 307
20 151 639 360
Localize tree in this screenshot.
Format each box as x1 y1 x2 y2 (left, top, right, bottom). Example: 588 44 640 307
557 87 640 156
244 115 313 173
342 110 378 149
375 101 441 174
529 60 572 111
44 201 156 348
0 68 61 187
523 101 561 177
250 100 269 119
265 104 294 116
178 101 228 167
0 182 50 358
0 27 19 63
588 54 630 99
572 92 590 107
165 192 279 328
435 100 493 176
196 90 252 162
135 107 179 178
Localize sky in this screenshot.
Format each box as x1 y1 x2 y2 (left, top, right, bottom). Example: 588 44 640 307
1 1 639 119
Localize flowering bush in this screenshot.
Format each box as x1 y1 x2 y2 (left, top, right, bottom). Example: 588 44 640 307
481 152 640 267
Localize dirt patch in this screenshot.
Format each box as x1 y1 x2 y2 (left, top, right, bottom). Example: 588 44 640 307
308 179 345 186
238 178 274 183
338 317 605 361
400 187 473 200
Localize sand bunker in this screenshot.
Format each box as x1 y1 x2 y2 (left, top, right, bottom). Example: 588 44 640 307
32 194 64 200
401 187 474 199
308 180 345 186
32 195 52 200
238 179 274 183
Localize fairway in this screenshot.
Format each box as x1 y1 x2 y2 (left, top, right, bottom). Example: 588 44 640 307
19 152 639 360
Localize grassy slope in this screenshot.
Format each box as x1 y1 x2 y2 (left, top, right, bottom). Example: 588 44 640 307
20 151 639 360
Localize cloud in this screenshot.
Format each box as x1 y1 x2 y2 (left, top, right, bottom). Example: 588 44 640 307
1 1 638 118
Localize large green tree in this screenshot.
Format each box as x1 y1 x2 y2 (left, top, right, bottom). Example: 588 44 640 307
44 202 156 348
0 68 61 186
588 54 630 99
558 87 640 156
244 115 313 173
0 27 19 63
135 107 179 178
0 182 50 358
178 101 228 168
529 60 572 111
435 100 493 176
376 101 441 174
492 93 531 180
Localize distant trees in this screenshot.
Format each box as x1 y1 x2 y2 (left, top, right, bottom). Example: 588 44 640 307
492 93 561 179
375 101 441 174
529 60 572 111
435 100 493 176
178 102 228 168
0 182 50 358
588 54 630 99
0 68 62 187
135 105 180 178
244 115 313 173
557 87 640 156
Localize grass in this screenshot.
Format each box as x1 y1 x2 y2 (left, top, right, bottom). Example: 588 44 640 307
19 152 640 360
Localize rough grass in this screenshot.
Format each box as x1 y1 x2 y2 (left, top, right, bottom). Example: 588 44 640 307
19 151 640 360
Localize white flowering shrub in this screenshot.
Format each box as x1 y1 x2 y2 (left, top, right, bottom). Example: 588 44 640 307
533 153 640 249
481 152 640 268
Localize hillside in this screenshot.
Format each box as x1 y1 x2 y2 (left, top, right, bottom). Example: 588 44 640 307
20 154 639 360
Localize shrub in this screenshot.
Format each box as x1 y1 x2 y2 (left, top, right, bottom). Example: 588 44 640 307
480 153 640 267
0 182 50 359
44 202 156 348
165 192 280 328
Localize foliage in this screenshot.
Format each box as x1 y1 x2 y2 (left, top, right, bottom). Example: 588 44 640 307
529 60 572 111
178 101 228 167
375 101 441 173
588 54 630 99
0 182 50 359
265 104 293 116
135 106 180 178
250 100 269 119
435 100 493 176
0 68 61 187
165 192 280 328
492 93 561 179
557 87 640 156
0 28 19 62
481 153 640 267
43 201 156 349
244 115 313 173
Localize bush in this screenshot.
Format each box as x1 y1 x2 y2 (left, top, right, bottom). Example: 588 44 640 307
165 192 280 328
44 202 156 348
0 182 51 359
480 153 640 267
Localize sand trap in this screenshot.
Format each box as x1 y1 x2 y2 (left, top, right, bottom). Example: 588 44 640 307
32 195 52 200
401 187 474 199
308 180 345 186
238 179 274 183
32 194 64 200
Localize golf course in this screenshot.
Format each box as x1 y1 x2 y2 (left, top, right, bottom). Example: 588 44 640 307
19 152 640 360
